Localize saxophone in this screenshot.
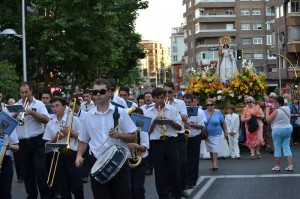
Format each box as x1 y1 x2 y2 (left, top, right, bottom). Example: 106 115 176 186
159 106 168 140
128 127 142 168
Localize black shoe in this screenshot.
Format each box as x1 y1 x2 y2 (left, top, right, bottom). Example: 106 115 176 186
181 190 189 198
82 177 88 183
146 169 153 175
186 185 195 189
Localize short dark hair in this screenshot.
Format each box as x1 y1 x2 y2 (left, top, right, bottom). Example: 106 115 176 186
73 97 81 106
183 93 194 100
52 90 63 98
93 78 111 90
227 104 236 112
137 94 144 102
19 82 32 90
42 90 52 96
119 86 130 95
132 107 144 115
83 89 91 94
50 97 67 106
163 82 175 90
152 87 166 98
275 96 284 106
107 78 116 91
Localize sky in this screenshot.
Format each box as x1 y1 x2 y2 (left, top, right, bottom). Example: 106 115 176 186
135 0 184 44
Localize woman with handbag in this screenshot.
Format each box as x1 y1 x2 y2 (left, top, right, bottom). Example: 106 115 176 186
241 96 265 159
266 96 293 171
290 99 300 144
204 98 229 170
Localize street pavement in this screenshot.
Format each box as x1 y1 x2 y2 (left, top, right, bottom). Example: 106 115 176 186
11 145 300 199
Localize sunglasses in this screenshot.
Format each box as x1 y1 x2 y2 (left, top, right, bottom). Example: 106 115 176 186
246 101 253 104
206 104 214 107
164 90 173 94
91 89 108 95
269 96 274 98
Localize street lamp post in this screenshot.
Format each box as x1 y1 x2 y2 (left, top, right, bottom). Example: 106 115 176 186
0 0 27 82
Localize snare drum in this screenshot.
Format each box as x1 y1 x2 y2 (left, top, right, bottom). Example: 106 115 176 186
90 144 127 184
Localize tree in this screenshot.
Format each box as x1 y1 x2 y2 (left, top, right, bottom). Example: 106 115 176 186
0 0 148 94
0 60 19 101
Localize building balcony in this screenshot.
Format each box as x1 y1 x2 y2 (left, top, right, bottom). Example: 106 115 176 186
195 29 236 38
195 0 236 7
196 15 236 22
287 41 300 53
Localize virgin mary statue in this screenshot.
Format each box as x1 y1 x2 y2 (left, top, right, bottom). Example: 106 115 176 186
217 43 238 83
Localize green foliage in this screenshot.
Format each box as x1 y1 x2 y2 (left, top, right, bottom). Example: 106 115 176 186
0 0 148 92
0 60 19 100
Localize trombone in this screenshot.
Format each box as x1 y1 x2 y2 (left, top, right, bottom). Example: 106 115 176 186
17 98 29 126
47 98 76 188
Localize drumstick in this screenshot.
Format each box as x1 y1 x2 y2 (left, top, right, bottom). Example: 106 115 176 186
96 122 122 153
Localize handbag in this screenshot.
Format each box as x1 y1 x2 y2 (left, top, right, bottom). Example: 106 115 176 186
248 115 259 133
201 111 214 140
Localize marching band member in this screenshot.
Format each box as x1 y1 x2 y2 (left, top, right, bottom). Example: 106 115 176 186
137 94 145 107
127 107 149 199
119 86 138 108
81 90 95 112
144 87 187 199
163 82 188 195
75 78 136 199
0 104 19 199
43 98 84 199
73 97 91 183
107 78 128 108
14 82 51 199
41 90 52 105
183 94 205 189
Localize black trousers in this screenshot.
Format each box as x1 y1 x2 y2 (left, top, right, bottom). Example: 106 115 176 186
186 135 201 186
57 151 84 199
151 137 182 199
91 160 132 199
130 157 147 199
46 152 61 197
13 151 23 180
82 145 92 179
177 133 187 189
19 134 51 199
0 156 13 199
292 126 300 143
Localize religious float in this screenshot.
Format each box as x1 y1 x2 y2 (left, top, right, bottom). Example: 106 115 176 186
186 35 268 114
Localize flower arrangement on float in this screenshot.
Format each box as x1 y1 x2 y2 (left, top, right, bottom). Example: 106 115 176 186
186 60 268 110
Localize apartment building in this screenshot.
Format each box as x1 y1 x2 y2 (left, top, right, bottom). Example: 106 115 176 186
183 0 300 89
139 40 171 89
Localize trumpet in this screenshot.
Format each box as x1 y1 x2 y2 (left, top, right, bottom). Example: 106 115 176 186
47 98 76 188
17 98 29 126
128 127 142 168
159 106 168 140
184 122 191 141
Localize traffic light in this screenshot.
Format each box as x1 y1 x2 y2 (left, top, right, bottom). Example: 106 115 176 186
237 49 243 60
294 81 298 90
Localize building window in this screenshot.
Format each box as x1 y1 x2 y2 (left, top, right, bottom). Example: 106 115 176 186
189 29 192 35
241 9 250 16
172 37 177 44
242 38 252 45
241 24 251 30
253 38 263 44
184 30 187 38
268 53 276 59
254 54 263 59
266 7 275 16
195 23 200 33
243 54 252 60
173 55 177 62
253 24 262 30
179 68 183 78
266 35 273 45
289 0 300 13
172 46 177 53
252 9 262 15
188 1 191 8
288 26 300 41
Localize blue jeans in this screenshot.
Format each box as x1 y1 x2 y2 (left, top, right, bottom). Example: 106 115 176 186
272 127 293 157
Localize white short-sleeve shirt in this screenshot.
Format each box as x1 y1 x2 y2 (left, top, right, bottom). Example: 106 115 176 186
144 104 182 140
4 129 19 156
79 104 136 158
16 98 50 139
170 98 187 134
127 129 149 159
43 113 82 151
187 109 206 137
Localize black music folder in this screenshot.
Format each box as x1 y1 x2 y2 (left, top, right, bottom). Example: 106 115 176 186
6 105 25 113
0 111 18 135
131 113 152 132
187 106 198 117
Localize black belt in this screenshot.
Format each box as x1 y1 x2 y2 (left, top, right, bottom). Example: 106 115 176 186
19 134 43 142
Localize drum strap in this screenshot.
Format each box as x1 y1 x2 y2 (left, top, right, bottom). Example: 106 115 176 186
113 107 120 129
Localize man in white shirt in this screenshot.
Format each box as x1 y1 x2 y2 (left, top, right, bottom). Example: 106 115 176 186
81 90 95 112
75 78 136 199
44 98 83 198
163 81 188 194
118 86 138 108
14 82 51 199
140 92 154 115
144 87 188 199
183 94 206 189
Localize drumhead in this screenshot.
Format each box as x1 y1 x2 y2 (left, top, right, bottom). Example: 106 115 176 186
91 145 117 174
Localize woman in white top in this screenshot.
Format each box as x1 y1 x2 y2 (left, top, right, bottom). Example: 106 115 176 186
266 96 293 171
